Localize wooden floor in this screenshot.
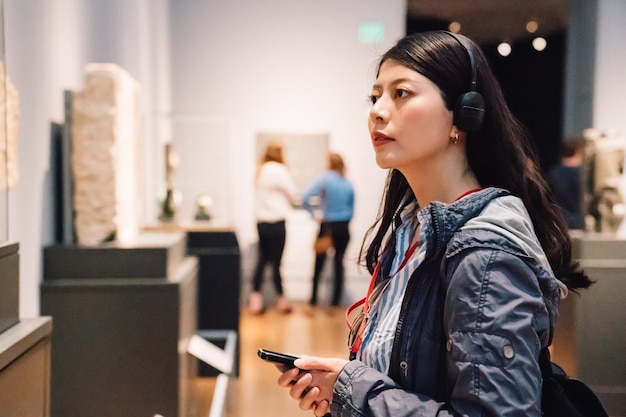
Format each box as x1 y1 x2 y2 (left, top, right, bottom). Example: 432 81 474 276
191 299 580 417
193 301 349 417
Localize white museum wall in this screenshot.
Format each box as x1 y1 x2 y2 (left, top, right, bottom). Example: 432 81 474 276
4 0 87 318
5 0 625 318
593 0 626 236
167 0 406 303
4 0 171 317
3 0 404 316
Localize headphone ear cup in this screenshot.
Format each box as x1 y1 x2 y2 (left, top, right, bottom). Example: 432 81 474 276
453 91 486 133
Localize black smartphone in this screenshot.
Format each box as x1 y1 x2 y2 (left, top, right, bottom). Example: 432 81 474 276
257 348 299 369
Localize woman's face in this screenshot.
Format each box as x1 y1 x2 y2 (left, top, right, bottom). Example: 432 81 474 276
368 60 455 174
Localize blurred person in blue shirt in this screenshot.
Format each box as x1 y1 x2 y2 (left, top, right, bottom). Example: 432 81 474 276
303 152 355 315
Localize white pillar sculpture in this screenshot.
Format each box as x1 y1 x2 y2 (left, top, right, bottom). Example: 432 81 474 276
72 63 143 246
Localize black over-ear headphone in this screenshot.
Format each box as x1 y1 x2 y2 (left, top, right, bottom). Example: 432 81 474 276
444 31 486 133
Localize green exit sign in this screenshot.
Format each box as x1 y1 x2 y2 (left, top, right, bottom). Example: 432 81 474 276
359 22 385 44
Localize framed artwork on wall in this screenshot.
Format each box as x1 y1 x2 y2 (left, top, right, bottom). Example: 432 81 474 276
256 131 329 193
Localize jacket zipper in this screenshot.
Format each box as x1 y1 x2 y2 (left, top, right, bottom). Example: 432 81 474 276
389 205 442 380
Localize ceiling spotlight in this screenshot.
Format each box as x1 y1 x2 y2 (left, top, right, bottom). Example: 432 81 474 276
532 37 547 51
526 21 539 33
497 42 512 57
448 21 461 33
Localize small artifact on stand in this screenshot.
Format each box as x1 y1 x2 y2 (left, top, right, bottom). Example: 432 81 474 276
159 143 181 222
582 128 626 233
160 187 177 221
194 193 213 221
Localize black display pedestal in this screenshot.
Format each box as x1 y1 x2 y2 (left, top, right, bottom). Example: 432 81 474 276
41 233 198 417
142 224 243 378
187 230 241 377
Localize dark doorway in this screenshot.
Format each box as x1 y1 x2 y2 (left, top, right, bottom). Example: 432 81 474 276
406 17 566 171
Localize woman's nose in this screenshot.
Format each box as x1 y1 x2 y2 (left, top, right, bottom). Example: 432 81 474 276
369 98 390 122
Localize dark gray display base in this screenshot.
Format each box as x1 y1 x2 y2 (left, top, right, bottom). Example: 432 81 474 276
43 232 186 279
0 242 19 334
41 233 199 417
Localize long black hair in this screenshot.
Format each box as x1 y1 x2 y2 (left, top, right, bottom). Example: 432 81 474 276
360 31 591 292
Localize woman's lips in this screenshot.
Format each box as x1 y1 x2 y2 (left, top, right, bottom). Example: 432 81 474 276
372 133 394 147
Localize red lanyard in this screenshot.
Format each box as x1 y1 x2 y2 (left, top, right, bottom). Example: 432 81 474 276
346 189 482 355
346 240 419 355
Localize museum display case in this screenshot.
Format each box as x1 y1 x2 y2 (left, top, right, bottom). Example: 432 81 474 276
164 115 235 226
42 232 199 417
0 2 53 416
143 222 242 378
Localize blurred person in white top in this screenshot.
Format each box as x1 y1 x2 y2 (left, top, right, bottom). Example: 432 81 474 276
249 141 301 314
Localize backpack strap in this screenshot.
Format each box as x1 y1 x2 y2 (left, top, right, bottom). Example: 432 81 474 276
539 347 553 378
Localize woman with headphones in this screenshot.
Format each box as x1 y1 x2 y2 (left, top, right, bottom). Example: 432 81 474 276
273 31 591 417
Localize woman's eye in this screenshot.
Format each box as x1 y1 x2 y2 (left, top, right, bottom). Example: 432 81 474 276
395 89 408 98
368 95 378 104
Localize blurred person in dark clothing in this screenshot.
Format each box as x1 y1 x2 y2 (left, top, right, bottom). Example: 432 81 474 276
548 137 584 229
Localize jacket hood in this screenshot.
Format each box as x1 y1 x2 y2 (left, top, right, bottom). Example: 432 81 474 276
417 187 564 334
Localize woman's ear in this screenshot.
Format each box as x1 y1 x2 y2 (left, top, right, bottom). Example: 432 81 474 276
449 127 462 144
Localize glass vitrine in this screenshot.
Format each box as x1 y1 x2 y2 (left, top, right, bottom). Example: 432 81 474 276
0 0 8 242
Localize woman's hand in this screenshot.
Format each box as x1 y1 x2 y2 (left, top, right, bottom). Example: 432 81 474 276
277 356 349 417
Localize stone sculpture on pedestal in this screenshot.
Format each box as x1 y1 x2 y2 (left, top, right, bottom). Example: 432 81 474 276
71 63 142 246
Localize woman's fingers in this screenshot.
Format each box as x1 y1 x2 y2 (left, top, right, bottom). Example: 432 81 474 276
297 385 320 411
277 356 345 415
294 356 348 373
313 399 331 417
289 371 313 401
277 367 302 387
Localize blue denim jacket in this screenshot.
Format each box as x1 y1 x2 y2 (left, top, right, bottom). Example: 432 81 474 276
331 187 562 417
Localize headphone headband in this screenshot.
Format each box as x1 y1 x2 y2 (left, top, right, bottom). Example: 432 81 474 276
444 31 478 92
440 31 485 132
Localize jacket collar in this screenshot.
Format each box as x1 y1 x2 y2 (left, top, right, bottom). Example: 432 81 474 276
416 187 511 257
